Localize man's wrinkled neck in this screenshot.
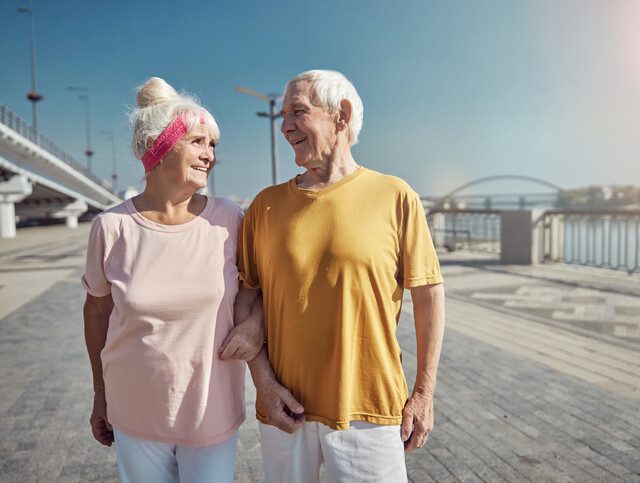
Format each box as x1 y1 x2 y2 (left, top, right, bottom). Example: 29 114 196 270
298 141 359 190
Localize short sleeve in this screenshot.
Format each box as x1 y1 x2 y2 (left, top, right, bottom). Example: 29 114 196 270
400 190 444 288
81 217 112 297
229 202 245 246
237 206 260 290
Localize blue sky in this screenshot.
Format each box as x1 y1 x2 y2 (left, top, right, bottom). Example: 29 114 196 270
1 0 638 199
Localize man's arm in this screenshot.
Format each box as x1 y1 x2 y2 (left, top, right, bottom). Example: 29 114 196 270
219 285 264 361
84 293 114 447
401 282 445 452
247 348 306 433
221 285 304 432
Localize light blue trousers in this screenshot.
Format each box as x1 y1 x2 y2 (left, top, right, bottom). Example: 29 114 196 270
113 427 238 483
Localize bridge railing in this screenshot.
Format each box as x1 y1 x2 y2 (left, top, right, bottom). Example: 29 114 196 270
426 209 501 254
0 104 109 190
537 210 640 274
426 207 640 274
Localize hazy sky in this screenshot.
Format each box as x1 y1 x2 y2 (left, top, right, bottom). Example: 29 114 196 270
2 0 638 199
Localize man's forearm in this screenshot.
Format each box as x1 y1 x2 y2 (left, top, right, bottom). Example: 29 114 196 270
248 346 276 389
234 285 260 325
411 283 445 396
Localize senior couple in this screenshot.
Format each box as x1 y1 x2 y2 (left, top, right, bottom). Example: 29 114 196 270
82 69 445 483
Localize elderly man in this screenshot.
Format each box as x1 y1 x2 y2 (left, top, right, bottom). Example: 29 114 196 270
233 70 445 482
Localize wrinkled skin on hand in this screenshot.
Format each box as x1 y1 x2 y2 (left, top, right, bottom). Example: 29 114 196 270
90 392 114 447
256 377 306 434
401 392 434 452
219 315 264 361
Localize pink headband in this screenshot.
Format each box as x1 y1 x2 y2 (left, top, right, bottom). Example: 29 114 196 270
141 111 206 172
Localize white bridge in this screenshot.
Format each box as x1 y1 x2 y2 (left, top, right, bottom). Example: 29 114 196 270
0 104 121 238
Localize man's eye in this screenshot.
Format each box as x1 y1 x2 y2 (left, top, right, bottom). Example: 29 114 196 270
294 109 304 115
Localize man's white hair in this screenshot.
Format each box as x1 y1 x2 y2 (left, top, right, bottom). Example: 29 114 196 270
285 70 364 146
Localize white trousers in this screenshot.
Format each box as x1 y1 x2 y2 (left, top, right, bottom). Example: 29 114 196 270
259 420 407 483
113 427 238 483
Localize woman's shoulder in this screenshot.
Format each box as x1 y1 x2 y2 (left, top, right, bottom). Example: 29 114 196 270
95 199 129 221
207 196 244 223
90 199 131 234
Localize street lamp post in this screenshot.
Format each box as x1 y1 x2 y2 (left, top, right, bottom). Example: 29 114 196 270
17 0 43 129
209 159 219 197
235 85 282 185
100 130 118 194
67 87 94 172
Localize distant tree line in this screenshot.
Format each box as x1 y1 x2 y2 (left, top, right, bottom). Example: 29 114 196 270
557 185 640 209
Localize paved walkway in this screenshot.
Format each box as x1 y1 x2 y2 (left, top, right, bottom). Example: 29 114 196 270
1 225 639 482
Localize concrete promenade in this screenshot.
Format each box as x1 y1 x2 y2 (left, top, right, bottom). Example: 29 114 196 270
1 224 639 482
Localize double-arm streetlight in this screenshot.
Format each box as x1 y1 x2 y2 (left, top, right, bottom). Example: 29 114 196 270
235 85 282 185
17 0 43 129
99 130 118 194
67 86 94 172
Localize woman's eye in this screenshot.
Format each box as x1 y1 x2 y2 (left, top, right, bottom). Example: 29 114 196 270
294 109 304 115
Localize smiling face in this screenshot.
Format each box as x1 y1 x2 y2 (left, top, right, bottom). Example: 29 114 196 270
280 81 340 168
159 124 216 190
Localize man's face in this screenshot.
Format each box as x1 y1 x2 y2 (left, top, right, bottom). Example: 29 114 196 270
280 81 338 168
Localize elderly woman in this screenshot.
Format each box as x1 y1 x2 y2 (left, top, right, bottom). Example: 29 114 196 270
82 77 262 483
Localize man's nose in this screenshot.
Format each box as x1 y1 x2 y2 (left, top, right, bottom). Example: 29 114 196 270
281 114 295 134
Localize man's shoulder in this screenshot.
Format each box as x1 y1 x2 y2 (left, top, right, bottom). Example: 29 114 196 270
361 168 415 196
248 181 290 208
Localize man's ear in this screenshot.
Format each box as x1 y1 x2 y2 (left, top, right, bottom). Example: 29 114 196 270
338 99 352 130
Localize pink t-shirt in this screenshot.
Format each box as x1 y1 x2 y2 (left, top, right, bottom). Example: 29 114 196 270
82 196 245 446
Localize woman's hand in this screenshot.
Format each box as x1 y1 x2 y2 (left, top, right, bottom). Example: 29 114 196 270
90 391 114 446
219 315 264 361
220 286 264 361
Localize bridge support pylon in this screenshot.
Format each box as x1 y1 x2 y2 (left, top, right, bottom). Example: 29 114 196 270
0 175 32 238
54 199 88 229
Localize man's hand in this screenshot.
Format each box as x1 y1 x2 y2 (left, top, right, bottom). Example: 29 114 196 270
219 315 264 361
404 283 444 452
90 392 114 447
256 377 306 434
248 347 305 433
401 391 434 452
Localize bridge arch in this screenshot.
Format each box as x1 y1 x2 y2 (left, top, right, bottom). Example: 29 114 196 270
442 175 563 198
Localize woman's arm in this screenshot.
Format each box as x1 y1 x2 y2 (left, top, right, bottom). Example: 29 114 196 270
219 285 265 361
83 293 114 446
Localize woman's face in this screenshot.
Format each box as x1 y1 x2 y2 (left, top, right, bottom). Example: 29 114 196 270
160 125 216 190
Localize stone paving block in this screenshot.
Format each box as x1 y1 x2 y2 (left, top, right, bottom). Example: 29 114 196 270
405 456 437 482
413 449 458 482
429 445 481 481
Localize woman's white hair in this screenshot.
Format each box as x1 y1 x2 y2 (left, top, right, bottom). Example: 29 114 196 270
285 70 364 146
131 77 220 161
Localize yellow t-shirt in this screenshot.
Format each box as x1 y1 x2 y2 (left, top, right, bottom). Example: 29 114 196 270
238 167 443 429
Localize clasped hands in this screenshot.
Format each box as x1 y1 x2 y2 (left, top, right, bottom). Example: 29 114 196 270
219 313 264 362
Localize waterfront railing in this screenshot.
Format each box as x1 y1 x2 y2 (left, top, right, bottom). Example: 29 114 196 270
427 209 501 255
427 207 640 274
538 210 640 274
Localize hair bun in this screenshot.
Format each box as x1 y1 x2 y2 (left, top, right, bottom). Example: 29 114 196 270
136 77 180 108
